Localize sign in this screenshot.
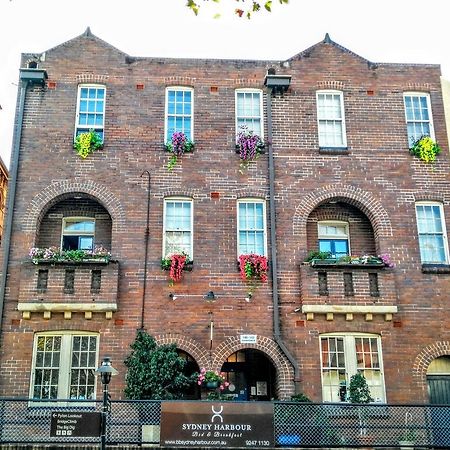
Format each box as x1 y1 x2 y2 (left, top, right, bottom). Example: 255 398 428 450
240 334 257 344
256 381 267 396
160 401 273 448
50 411 101 438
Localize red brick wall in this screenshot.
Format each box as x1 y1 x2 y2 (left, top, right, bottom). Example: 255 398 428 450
0 33 449 403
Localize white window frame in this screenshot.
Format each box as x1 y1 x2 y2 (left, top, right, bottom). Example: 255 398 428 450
318 220 351 257
237 198 267 257
415 201 449 264
403 92 435 146
165 87 194 142
319 333 386 403
316 90 347 148
163 197 194 259
74 84 106 139
29 332 99 403
61 217 95 251
235 89 264 139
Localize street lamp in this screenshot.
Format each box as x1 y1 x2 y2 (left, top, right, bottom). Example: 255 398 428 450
96 357 118 450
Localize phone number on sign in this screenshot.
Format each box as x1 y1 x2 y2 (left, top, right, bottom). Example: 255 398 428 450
245 440 270 446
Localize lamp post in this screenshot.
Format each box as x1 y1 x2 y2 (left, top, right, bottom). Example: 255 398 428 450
96 357 118 450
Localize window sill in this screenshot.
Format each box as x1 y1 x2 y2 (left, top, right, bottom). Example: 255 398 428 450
29 258 112 266
309 261 385 270
421 264 450 274
318 147 349 155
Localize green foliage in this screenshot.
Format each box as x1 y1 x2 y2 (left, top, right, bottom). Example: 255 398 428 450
290 393 312 402
348 372 373 404
124 330 196 400
304 250 332 262
73 130 103 159
409 135 441 163
186 0 289 19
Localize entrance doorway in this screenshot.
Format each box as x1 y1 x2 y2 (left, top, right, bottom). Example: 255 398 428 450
427 356 450 404
427 356 450 448
178 350 201 400
221 349 276 401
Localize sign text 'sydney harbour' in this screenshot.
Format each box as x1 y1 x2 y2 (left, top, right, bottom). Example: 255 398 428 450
160 401 274 448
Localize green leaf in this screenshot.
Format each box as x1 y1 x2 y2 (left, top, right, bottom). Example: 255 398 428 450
264 1 272 11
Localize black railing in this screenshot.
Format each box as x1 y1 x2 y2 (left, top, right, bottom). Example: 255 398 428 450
0 399 449 448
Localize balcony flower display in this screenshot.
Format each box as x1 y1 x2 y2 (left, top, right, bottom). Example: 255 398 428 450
409 135 441 163
161 252 191 285
73 130 103 159
29 245 111 264
238 254 268 282
196 368 230 390
236 126 265 173
306 251 394 268
165 131 194 171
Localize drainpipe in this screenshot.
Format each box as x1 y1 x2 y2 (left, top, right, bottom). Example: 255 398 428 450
264 70 300 394
139 170 151 330
0 68 47 333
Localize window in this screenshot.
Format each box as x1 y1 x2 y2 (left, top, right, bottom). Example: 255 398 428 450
318 221 349 258
62 218 95 251
235 89 263 137
403 92 434 146
316 90 347 147
163 198 193 258
320 334 385 403
165 87 193 141
30 333 98 400
415 202 449 264
75 85 106 140
237 200 267 256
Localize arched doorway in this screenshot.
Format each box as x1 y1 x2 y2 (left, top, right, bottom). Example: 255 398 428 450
178 350 201 400
220 349 276 401
427 356 450 404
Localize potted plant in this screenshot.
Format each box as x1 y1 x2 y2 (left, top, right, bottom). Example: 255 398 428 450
236 126 265 173
73 129 103 159
238 254 268 282
196 368 229 390
348 373 374 447
309 253 393 268
165 131 194 170
161 252 192 285
29 245 111 264
409 135 441 163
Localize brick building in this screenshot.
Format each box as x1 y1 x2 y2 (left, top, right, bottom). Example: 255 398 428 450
0 29 449 405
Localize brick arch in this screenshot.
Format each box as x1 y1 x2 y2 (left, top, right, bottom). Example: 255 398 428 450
22 180 126 235
154 333 210 370
293 184 393 241
412 341 450 397
212 335 295 399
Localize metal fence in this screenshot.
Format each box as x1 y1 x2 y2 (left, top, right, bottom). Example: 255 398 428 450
0 399 449 448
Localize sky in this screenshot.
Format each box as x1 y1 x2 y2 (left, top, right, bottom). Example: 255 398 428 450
0 0 449 169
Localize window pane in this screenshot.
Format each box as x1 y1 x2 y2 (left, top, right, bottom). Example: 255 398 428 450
166 89 193 139
416 204 447 263
238 202 265 256
236 91 262 136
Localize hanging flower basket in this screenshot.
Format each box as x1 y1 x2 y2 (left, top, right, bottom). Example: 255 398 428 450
73 130 103 159
161 252 192 285
236 126 265 173
238 254 269 282
409 135 441 163
196 368 229 391
165 132 195 170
